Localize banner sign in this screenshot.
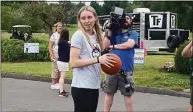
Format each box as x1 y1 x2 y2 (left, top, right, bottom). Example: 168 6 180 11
24 43 39 53
134 49 145 64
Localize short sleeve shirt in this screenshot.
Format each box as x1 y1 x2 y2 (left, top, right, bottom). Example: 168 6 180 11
70 30 101 89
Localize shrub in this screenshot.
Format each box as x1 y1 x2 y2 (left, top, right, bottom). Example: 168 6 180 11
2 39 24 62
1 38 49 62
174 41 192 75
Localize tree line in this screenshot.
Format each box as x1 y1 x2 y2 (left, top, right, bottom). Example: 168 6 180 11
1 1 193 37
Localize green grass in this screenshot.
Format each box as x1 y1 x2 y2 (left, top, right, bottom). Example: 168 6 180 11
1 62 73 79
134 55 189 91
1 55 190 91
32 33 49 41
68 24 78 38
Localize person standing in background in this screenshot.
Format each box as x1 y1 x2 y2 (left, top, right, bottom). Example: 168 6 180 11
57 28 71 97
49 22 63 90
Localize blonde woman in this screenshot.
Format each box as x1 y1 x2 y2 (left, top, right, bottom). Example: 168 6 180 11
70 6 115 112
49 22 63 89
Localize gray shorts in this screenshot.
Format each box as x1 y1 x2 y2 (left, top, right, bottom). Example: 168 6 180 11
102 72 134 96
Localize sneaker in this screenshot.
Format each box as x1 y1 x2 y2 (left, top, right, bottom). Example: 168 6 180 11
58 90 69 95
50 83 60 90
58 90 69 97
55 83 60 89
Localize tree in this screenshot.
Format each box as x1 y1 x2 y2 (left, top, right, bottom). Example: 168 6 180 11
125 1 144 13
101 1 131 15
23 2 53 37
1 6 14 31
69 2 85 24
101 1 114 15
1 1 28 31
23 1 78 37
58 1 77 25
90 1 102 15
115 1 129 10
1 1 45 32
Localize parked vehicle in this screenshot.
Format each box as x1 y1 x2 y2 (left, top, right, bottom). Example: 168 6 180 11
10 25 32 41
99 8 190 52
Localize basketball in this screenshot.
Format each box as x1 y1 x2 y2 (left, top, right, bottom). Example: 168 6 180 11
101 53 122 75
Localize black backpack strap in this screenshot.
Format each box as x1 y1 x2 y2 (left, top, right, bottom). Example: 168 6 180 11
110 34 116 49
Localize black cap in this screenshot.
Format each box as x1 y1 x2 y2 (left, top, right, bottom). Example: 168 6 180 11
126 14 132 20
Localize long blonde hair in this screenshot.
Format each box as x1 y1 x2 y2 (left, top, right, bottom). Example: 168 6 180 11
77 6 103 50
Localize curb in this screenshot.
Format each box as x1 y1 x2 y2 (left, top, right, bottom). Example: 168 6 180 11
1 72 190 98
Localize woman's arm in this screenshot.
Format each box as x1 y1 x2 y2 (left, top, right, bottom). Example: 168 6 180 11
182 40 193 57
70 47 98 68
70 47 115 68
48 40 55 61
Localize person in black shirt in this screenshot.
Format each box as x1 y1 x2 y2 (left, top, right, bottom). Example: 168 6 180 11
57 28 71 97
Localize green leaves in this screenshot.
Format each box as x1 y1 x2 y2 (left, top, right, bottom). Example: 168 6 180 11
174 41 192 75
1 38 49 62
2 39 24 62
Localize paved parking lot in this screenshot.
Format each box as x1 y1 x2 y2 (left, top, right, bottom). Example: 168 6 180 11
2 78 190 111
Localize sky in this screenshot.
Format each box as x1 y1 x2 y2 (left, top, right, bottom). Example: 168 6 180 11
72 0 105 6
85 1 104 6
46 0 104 6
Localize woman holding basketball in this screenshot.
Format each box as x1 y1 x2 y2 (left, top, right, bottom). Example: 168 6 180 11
70 6 114 112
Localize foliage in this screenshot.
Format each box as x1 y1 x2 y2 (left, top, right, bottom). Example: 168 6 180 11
90 1 102 15
101 1 115 15
100 1 130 15
124 2 142 12
1 39 24 62
1 1 192 34
1 38 49 62
1 6 14 31
174 41 192 75
22 1 82 37
1 2 44 33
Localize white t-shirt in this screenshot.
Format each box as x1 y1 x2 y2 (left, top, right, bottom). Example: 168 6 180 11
71 30 101 89
50 32 60 58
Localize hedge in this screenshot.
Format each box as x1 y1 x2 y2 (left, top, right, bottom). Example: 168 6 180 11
1 38 50 62
174 41 192 75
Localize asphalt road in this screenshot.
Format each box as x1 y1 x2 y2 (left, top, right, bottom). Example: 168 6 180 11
1 78 190 111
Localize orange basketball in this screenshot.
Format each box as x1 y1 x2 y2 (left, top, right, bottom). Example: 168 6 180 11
101 53 122 75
